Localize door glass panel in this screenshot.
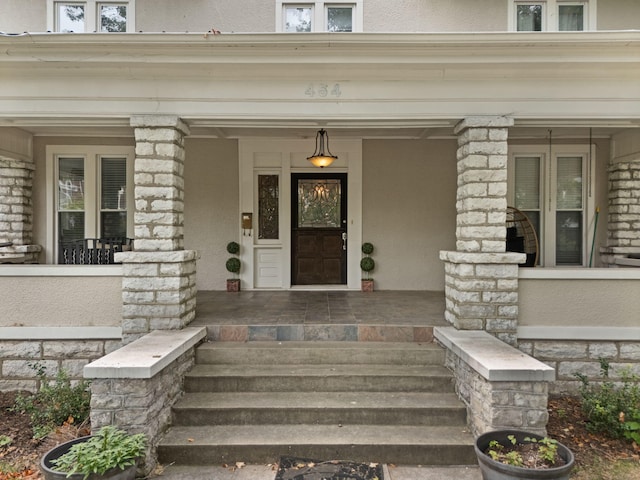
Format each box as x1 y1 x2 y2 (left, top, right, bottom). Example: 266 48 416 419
327 7 353 32
285 7 312 32
556 211 582 264
58 157 85 245
556 156 583 210
515 156 540 210
100 4 127 32
297 179 341 228
517 4 542 31
258 174 279 239
100 157 127 238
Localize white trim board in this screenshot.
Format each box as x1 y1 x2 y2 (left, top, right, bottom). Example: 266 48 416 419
0 326 122 340
518 326 640 341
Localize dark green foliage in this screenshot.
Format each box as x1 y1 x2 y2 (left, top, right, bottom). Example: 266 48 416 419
361 242 374 255
50 425 146 480
226 241 240 255
13 363 91 439
575 358 640 441
360 256 375 273
226 257 241 274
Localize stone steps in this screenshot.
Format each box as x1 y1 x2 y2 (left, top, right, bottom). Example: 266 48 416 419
157 341 476 467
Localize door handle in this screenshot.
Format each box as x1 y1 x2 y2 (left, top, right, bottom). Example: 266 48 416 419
342 232 347 250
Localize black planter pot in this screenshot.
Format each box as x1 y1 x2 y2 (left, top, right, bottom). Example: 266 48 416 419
474 430 575 480
41 436 137 480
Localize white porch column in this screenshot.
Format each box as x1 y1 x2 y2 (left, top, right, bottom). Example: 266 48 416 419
0 128 41 263
600 131 640 266
116 116 197 344
440 116 524 346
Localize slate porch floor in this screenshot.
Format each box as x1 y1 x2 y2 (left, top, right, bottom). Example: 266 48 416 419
192 290 448 342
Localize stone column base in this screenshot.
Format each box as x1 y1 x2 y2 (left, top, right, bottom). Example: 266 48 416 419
440 250 525 346
115 250 198 344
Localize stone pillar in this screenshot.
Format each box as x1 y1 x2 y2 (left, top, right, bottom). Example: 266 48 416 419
600 160 640 266
0 129 41 263
440 117 524 346
116 116 197 344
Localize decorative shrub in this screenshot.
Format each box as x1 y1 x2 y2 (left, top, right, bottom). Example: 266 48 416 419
360 242 375 280
226 241 240 255
226 257 241 275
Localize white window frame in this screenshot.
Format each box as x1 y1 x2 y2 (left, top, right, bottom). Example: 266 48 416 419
46 145 135 264
47 0 136 32
508 144 596 267
276 1 363 32
508 0 596 31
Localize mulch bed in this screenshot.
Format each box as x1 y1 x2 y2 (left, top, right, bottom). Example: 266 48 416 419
274 456 383 480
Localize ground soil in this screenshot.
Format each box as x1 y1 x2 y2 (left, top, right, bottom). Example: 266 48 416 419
1 391 639 479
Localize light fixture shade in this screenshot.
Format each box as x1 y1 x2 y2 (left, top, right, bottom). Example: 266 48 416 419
307 129 337 168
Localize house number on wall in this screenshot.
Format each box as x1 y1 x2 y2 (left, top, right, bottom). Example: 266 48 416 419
305 83 342 98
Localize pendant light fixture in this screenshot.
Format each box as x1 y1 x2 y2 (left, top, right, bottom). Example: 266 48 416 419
307 129 337 168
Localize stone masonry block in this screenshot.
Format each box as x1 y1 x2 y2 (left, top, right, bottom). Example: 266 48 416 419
557 361 603 379
534 341 587 360
620 343 640 361
0 342 41 359
457 184 489 200
3 359 58 377
136 158 181 174
459 169 508 184
458 155 488 172
43 341 103 358
588 343 618 360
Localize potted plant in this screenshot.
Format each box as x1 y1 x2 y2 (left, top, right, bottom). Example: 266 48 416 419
360 242 375 292
40 425 146 480
474 429 574 480
225 241 241 292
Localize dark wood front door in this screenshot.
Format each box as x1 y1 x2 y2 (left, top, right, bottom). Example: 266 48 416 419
292 173 347 285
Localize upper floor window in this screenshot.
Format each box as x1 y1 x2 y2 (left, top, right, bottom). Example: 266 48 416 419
510 1 595 32
47 0 135 32
277 1 363 32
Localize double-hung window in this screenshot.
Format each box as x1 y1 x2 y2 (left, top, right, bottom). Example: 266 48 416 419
277 1 363 32
508 145 595 267
47 146 134 264
510 1 594 31
48 0 135 32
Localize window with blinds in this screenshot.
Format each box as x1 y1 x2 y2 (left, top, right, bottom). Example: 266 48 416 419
510 147 592 267
100 157 127 239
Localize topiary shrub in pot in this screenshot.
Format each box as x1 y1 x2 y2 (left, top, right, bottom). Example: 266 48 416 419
225 241 241 292
41 425 146 480
360 242 375 292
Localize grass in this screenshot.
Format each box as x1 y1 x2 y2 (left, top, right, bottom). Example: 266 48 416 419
573 458 640 480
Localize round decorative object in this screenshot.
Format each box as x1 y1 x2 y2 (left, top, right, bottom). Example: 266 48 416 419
474 430 574 480
226 257 241 274
226 241 240 255
361 242 374 255
506 207 539 267
360 256 375 273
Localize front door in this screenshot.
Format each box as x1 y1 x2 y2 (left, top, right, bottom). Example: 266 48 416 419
292 173 347 285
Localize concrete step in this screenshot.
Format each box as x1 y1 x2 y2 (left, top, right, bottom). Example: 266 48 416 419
172 391 467 426
196 341 444 365
184 363 455 393
156 424 476 466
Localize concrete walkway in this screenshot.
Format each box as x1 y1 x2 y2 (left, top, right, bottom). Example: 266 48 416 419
156 463 482 479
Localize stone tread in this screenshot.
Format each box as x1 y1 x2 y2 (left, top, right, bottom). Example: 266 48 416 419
159 424 473 448
186 364 452 378
174 391 463 410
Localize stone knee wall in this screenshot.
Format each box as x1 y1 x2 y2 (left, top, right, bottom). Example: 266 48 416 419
0 339 121 392
519 339 640 395
444 347 549 437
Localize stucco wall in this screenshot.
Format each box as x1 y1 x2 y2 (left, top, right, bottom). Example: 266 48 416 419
183 138 239 290
0 0 44 33
519 276 639 328
0 269 122 327
136 0 274 33
598 0 640 30
362 139 457 291
363 0 506 32
1 0 638 34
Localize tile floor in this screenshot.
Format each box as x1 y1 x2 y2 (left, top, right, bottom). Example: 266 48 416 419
193 290 448 342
